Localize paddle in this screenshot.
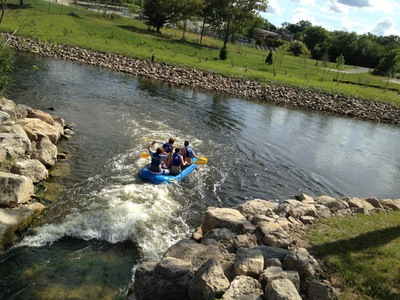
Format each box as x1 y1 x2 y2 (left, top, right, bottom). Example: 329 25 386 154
140 152 208 165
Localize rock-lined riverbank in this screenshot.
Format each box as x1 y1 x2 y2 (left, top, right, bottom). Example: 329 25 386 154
128 195 400 300
2 32 400 125
0 97 73 252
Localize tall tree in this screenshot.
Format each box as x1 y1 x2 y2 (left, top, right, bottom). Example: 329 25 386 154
143 0 181 32
302 26 330 59
375 48 400 79
177 0 205 40
212 0 267 48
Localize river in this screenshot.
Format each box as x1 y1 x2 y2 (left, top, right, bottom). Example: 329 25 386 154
1 53 400 299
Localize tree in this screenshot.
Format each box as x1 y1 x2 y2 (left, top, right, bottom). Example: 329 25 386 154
284 20 312 41
0 38 14 96
143 0 181 32
1 0 7 24
211 0 267 57
374 48 400 80
177 0 205 40
288 40 309 57
302 26 330 59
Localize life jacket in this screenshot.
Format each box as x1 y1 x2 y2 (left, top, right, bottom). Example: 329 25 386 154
184 146 194 158
150 153 162 172
162 143 173 153
171 153 182 167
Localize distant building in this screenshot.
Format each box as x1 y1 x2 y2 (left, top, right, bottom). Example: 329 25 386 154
256 29 293 42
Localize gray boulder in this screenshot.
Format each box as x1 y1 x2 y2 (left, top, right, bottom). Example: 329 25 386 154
11 159 48 183
0 172 33 208
188 259 230 300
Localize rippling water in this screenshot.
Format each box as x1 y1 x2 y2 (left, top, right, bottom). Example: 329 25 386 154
1 53 400 299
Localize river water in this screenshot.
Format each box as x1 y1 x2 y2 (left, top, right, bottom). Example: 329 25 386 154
1 53 400 299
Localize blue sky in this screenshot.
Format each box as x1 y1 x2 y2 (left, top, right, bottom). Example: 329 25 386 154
261 0 400 36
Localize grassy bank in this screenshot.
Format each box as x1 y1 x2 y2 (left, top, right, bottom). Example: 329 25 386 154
1 2 400 299
306 211 400 299
1 0 399 108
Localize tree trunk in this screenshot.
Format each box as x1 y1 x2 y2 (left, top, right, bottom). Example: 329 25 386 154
182 19 187 40
200 14 206 45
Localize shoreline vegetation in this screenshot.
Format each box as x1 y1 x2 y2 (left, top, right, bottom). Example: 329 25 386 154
2 32 400 126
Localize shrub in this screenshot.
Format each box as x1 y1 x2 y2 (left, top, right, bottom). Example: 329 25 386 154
0 39 14 97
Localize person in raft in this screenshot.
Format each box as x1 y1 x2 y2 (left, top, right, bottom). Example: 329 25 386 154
162 138 175 154
148 140 171 174
181 140 197 164
170 147 187 175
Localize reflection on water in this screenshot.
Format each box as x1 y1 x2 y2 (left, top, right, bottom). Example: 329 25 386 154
1 53 400 298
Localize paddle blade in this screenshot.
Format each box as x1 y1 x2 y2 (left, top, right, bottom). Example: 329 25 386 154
141 152 150 158
194 157 208 165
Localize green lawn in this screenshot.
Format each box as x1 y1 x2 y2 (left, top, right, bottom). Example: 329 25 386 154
1 0 400 107
307 212 400 300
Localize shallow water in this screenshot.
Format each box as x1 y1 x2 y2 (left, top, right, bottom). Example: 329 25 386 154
1 53 400 298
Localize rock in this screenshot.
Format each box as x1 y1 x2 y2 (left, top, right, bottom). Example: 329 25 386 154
19 117 62 144
222 275 263 300
30 136 58 168
295 193 314 204
265 278 302 300
259 266 300 291
308 280 338 300
27 109 54 125
380 199 400 211
234 248 264 278
11 159 48 183
133 258 191 300
282 248 320 279
164 239 235 279
202 207 255 235
0 202 46 251
188 259 230 300
0 124 32 159
202 228 236 244
0 147 6 162
365 197 383 209
0 172 33 208
342 197 374 211
237 199 278 219
253 246 289 267
233 233 258 249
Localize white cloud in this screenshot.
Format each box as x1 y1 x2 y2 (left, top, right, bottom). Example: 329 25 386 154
324 0 349 13
290 7 316 24
337 0 371 8
372 18 396 36
266 0 283 15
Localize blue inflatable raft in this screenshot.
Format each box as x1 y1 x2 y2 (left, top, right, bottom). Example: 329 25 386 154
138 157 199 184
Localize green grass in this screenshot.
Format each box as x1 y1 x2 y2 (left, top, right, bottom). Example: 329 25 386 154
306 212 400 300
1 0 400 107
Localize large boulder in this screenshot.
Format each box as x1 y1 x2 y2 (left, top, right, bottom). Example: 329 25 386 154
11 159 48 183
27 109 54 125
265 278 302 300
0 202 46 251
0 124 32 159
234 248 264 278
237 199 278 219
18 117 62 144
30 136 58 167
282 248 320 279
0 172 33 208
202 207 255 235
221 275 263 300
133 257 191 300
188 259 230 300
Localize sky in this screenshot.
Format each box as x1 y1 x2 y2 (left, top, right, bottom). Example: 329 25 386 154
261 0 400 37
